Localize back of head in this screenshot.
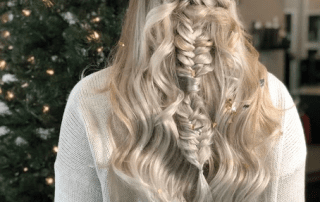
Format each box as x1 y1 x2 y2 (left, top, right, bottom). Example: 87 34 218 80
106 0 289 201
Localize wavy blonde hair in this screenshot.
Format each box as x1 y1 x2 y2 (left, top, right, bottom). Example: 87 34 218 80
104 0 294 201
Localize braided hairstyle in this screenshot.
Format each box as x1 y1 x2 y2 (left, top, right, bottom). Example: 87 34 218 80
107 0 289 201
173 1 219 201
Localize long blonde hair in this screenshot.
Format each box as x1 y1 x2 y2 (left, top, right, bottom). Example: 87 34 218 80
104 0 294 201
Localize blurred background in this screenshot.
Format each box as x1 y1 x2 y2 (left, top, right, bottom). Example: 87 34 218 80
0 0 319 201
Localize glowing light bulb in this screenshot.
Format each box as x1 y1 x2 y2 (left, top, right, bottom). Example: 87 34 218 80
46 177 54 185
46 69 54 75
22 9 31 17
53 146 58 153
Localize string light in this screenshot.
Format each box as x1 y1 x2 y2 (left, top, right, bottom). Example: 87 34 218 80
87 31 100 41
8 45 13 50
6 91 14 100
43 105 50 113
0 60 6 70
2 30 10 38
92 17 101 23
23 167 28 172
46 177 54 185
53 146 58 153
41 0 54 8
46 69 54 76
28 56 35 64
22 9 31 17
97 47 103 53
21 83 29 88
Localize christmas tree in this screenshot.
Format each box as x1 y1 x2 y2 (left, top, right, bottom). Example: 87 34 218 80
0 0 128 201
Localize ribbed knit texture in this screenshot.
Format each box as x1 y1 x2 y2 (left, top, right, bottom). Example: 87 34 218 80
54 66 307 202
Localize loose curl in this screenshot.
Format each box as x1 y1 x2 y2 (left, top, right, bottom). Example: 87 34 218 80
103 0 294 201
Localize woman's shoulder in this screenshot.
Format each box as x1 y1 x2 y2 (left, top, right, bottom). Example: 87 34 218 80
266 72 295 110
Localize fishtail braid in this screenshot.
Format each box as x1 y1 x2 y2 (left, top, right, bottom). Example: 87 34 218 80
172 0 222 201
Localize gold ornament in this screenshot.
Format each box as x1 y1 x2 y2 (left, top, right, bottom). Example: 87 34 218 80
225 98 233 110
212 122 217 128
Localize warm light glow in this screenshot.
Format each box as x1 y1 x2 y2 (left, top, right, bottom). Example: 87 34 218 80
53 146 58 153
28 56 35 64
21 83 29 88
2 31 10 38
42 0 54 8
43 105 50 113
92 17 100 23
6 91 14 100
0 88 2 94
46 177 54 185
46 69 54 75
0 60 6 70
119 41 125 47
1 13 9 23
22 9 31 17
97 47 103 53
87 31 100 41
23 167 28 172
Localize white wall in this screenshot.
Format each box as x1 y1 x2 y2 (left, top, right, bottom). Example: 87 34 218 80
309 0 320 11
237 0 285 30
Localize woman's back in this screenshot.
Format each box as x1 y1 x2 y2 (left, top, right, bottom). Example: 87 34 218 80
54 0 307 201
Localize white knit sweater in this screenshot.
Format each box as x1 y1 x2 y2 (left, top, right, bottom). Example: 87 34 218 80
54 66 307 202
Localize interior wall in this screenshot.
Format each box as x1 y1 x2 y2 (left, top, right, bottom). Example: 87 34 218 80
237 0 285 30
284 0 299 10
309 0 320 11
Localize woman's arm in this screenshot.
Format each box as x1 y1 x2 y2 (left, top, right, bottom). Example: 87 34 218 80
54 80 103 202
276 78 307 201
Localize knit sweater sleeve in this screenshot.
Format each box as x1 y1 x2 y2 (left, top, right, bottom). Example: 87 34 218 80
267 73 307 201
54 77 103 202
